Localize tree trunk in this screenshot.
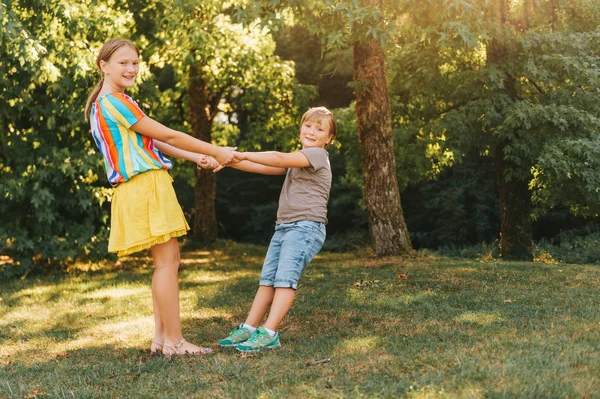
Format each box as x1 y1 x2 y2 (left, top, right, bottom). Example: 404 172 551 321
494 142 533 261
488 0 533 261
353 36 412 256
188 64 217 242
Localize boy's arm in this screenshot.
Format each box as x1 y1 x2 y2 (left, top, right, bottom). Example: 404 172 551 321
227 160 287 175
235 151 311 169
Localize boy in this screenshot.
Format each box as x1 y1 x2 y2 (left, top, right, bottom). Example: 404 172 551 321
218 107 336 352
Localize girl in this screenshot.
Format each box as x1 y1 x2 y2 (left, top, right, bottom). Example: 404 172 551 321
84 38 232 356
216 107 336 352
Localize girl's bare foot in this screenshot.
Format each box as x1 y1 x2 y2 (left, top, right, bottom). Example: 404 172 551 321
150 338 163 354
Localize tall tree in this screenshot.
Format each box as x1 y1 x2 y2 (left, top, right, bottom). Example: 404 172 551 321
353 0 411 255
386 0 600 259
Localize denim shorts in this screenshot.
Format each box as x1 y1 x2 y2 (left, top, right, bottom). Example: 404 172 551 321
259 220 326 290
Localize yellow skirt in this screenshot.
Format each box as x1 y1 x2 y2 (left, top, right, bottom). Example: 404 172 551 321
108 169 190 257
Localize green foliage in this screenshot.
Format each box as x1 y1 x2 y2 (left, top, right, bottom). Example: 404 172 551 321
387 0 600 234
537 227 600 265
0 0 133 276
273 25 354 109
238 0 407 52
403 154 500 249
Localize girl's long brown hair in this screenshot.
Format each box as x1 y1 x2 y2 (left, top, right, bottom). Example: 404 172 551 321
84 38 140 121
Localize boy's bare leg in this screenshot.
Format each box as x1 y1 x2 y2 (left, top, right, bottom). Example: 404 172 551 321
263 288 295 331
151 238 204 352
244 285 275 327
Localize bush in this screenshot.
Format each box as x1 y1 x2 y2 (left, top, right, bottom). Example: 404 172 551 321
536 228 600 265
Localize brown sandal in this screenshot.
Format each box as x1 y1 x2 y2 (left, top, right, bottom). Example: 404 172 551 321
162 338 212 356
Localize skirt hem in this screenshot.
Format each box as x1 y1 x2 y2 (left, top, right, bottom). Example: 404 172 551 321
110 229 188 257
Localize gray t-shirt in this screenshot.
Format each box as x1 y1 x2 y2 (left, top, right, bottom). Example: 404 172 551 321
276 147 331 224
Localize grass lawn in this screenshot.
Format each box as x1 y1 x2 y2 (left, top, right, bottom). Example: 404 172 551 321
0 241 598 398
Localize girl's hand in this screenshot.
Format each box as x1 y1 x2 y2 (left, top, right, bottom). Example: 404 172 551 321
197 155 219 170
214 147 234 166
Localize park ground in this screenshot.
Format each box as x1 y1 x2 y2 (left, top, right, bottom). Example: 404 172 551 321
0 241 598 398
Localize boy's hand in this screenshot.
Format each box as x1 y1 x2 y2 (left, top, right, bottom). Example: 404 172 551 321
233 151 247 162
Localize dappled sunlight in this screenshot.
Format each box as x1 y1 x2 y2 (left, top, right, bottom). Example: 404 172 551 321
185 307 237 321
3 284 59 302
185 250 211 257
336 335 380 355
1 304 57 326
0 317 154 361
183 270 257 284
66 316 153 351
85 285 147 300
180 257 210 265
454 312 505 325
404 384 485 399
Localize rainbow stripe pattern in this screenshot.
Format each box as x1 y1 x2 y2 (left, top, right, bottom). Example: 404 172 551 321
90 93 172 184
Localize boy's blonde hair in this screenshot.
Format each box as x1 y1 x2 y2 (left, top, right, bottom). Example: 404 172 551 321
300 107 337 148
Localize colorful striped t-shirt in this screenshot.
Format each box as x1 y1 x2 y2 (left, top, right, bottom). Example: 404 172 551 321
90 93 172 185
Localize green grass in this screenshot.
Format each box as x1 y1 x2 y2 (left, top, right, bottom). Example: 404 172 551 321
0 242 599 398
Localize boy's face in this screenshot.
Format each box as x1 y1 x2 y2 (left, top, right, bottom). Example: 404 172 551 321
100 46 139 92
300 117 332 149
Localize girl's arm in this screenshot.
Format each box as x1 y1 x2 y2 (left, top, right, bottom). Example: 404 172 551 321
154 140 203 164
131 117 233 165
154 141 219 170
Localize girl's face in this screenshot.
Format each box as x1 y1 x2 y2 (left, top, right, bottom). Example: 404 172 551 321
100 46 139 92
300 118 332 149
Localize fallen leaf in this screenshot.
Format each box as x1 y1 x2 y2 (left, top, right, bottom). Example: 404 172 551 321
396 274 408 281
503 299 512 303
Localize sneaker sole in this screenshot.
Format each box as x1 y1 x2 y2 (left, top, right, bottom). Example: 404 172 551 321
236 343 281 353
219 342 245 348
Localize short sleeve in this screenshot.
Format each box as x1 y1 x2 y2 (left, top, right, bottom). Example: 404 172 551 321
300 148 329 170
105 93 146 128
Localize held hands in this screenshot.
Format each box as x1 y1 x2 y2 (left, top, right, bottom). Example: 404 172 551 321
232 150 246 162
214 146 235 166
213 150 244 173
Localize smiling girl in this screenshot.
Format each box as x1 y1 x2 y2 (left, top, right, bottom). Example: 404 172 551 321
84 38 231 356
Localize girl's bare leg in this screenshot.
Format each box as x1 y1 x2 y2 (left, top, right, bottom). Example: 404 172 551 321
150 274 164 352
263 288 295 332
244 285 275 327
151 238 206 353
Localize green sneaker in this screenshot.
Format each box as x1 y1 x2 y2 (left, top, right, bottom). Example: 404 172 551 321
236 326 281 353
219 324 253 347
